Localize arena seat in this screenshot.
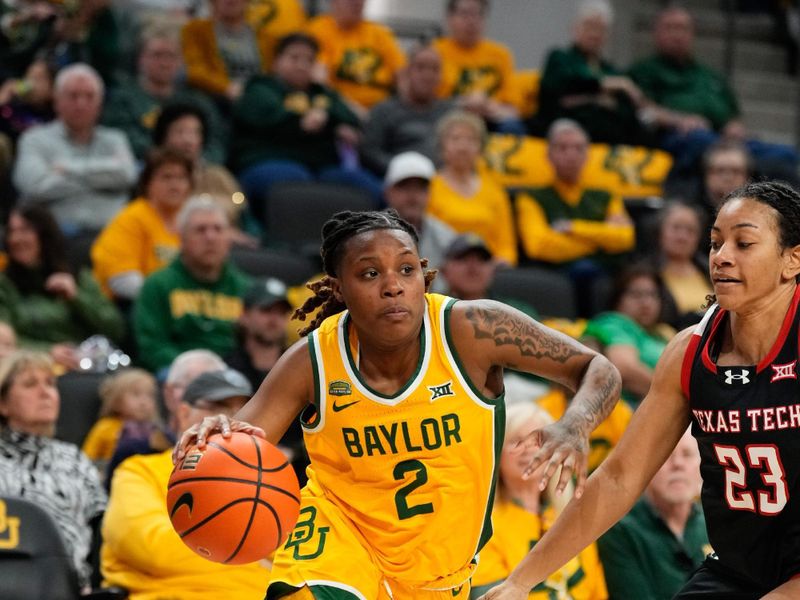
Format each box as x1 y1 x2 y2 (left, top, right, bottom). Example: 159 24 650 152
490 267 577 320
230 245 317 286
0 496 81 600
265 182 374 258
55 371 106 447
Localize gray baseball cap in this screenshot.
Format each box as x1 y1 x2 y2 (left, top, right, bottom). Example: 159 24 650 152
183 368 253 405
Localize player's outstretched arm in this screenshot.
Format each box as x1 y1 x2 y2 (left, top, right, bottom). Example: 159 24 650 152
173 338 314 462
451 299 621 496
477 327 694 600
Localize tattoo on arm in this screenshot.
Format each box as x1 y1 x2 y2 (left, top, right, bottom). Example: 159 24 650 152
568 362 620 432
465 305 582 364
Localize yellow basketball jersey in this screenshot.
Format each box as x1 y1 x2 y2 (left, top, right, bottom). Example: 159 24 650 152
301 293 504 588
472 497 608 599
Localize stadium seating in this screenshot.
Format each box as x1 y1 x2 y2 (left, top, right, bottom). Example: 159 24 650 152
265 182 374 259
230 245 317 285
0 496 80 600
55 371 106 447
491 267 577 320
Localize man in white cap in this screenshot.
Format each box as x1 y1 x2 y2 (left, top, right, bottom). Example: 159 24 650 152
384 151 456 280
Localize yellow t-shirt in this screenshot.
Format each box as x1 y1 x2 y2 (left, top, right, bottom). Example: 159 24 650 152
91 198 180 297
306 15 406 109
101 450 271 600
515 178 634 264
433 37 516 105
81 416 124 462
484 134 674 199
662 267 712 315
428 171 518 265
537 388 632 473
300 294 503 588
472 496 608 599
247 0 307 65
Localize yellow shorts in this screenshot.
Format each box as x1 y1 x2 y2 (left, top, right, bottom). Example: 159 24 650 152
266 487 472 600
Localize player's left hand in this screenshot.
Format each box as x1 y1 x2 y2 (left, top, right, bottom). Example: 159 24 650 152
476 580 529 600
515 419 589 498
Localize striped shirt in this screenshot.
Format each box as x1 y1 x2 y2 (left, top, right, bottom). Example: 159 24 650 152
0 427 107 586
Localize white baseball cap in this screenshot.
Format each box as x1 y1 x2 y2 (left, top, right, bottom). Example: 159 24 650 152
384 152 436 188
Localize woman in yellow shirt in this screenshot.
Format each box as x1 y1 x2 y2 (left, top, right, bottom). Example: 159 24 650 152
471 401 608 599
651 201 712 324
305 0 405 113
91 148 192 300
434 0 525 134
428 110 517 265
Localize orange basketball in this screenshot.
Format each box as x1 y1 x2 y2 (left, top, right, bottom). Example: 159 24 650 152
167 432 301 564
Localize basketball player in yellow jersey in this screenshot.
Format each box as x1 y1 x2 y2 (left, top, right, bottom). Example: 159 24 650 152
175 209 622 599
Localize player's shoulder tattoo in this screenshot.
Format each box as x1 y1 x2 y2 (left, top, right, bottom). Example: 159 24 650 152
463 302 582 364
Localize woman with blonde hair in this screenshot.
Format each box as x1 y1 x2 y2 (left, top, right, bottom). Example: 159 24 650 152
0 351 106 591
428 110 518 265
81 368 159 466
471 400 607 598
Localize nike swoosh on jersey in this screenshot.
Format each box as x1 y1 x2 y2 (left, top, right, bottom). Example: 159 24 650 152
332 399 361 412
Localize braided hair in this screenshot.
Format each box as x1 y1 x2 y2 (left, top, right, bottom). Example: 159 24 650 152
294 209 437 336
705 180 800 307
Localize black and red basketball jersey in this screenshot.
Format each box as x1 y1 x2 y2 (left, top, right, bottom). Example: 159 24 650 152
682 285 800 588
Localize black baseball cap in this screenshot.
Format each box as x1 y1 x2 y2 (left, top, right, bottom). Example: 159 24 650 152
243 278 291 311
445 233 492 261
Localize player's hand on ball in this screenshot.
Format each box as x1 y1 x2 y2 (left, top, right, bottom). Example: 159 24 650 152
173 415 266 463
517 419 589 498
477 580 529 599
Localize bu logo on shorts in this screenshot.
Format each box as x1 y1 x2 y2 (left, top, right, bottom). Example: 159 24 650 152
723 368 751 386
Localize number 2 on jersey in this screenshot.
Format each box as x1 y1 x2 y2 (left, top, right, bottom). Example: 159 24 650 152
394 459 434 520
714 444 788 515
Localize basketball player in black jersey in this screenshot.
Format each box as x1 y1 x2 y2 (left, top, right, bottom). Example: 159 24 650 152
480 181 800 600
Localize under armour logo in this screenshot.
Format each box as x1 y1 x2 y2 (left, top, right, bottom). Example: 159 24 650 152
428 381 455 401
724 369 750 385
771 360 797 383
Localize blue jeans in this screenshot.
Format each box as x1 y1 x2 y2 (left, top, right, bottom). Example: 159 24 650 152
239 159 384 223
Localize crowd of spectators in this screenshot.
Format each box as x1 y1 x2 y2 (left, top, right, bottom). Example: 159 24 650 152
0 0 791 598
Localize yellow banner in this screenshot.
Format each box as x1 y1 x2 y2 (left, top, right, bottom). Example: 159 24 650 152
484 134 673 198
